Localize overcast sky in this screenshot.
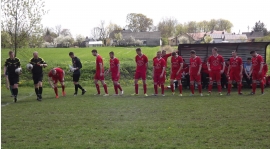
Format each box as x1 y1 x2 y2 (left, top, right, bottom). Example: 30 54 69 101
41 0 270 37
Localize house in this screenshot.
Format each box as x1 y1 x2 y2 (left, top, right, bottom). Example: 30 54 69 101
242 31 264 41
223 34 247 43
109 30 161 46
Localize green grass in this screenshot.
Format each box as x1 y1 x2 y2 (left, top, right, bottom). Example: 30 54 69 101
1 87 270 148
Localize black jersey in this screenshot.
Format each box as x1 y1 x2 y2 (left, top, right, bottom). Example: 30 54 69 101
4 57 21 75
29 57 47 75
72 57 82 74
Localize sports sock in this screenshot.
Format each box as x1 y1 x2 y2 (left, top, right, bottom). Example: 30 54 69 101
161 85 165 94
260 82 264 93
208 84 213 92
54 87 58 96
179 84 182 94
35 88 39 96
103 84 108 94
252 83 256 93
118 84 122 91
170 84 174 92
238 83 242 93
217 84 222 92
154 85 158 94
12 88 18 96
228 84 232 93
39 87 43 95
135 84 139 94
198 84 202 94
77 84 83 90
143 84 147 94
114 85 118 94
62 85 65 92
190 84 194 94
96 84 100 94
75 84 78 93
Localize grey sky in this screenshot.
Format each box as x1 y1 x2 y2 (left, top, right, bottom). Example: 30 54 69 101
41 0 270 37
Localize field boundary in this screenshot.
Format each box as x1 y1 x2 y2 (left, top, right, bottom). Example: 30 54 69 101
1 92 34 107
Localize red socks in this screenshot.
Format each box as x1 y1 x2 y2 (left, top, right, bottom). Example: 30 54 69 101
96 84 100 94
238 83 242 94
143 84 147 94
114 85 118 94
217 84 222 92
260 82 264 93
135 84 139 94
252 83 256 93
228 84 232 93
170 84 174 92
154 85 158 94
161 85 164 94
208 84 213 92
190 84 194 94
54 87 58 96
198 84 202 94
103 84 108 94
118 84 122 91
62 85 65 92
178 84 182 94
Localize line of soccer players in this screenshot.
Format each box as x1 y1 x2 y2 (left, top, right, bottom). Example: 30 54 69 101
3 47 267 102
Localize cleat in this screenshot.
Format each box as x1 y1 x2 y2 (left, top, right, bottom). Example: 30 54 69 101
14 96 17 103
250 92 255 95
73 93 77 96
200 93 203 96
172 92 175 96
103 94 109 96
39 95 42 100
261 92 265 95
144 93 148 97
113 94 119 96
162 94 165 96
190 94 194 96
227 93 230 96
120 90 124 95
238 92 243 95
94 93 101 96
62 91 66 96
55 95 59 99
131 93 138 96
152 94 157 96
37 96 42 101
82 90 87 95
179 94 183 97
207 92 211 96
219 93 223 96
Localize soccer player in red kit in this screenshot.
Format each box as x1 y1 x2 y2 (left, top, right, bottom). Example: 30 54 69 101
48 68 66 98
227 51 243 95
152 51 166 96
207 47 225 95
249 51 265 95
189 50 203 96
170 52 183 96
106 51 123 96
131 48 148 96
92 49 109 96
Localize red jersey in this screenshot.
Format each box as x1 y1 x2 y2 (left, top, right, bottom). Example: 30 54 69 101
208 55 225 71
48 68 63 78
153 57 165 74
171 56 183 72
135 54 148 73
110 57 119 74
252 54 264 72
96 55 104 73
189 56 202 75
201 62 209 74
229 56 243 72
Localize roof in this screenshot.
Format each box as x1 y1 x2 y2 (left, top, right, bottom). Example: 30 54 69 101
110 30 161 39
224 34 247 40
186 32 206 41
242 31 264 39
209 34 224 39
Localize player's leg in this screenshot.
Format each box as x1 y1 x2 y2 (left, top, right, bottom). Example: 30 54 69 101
38 74 43 99
216 71 222 95
142 72 147 95
259 74 264 94
227 73 233 95
60 80 66 96
160 75 165 96
33 75 40 100
170 72 175 94
94 79 101 95
190 75 195 95
251 73 257 94
53 80 59 98
236 73 242 95
208 71 214 94
153 75 158 95
100 79 108 96
9 76 18 102
176 72 182 96
196 75 203 96
132 72 139 95
76 74 86 95
113 81 119 95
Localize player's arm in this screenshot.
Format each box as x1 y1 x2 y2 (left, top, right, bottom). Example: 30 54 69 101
99 63 103 76
75 58 82 70
259 61 264 74
117 64 120 77
207 61 211 72
177 63 183 75
145 56 149 70
221 62 225 73
48 77 54 88
4 65 9 89
40 58 48 67
227 65 230 75
161 66 165 78
198 64 202 75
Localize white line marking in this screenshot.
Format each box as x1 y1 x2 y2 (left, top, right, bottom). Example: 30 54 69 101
1 92 34 107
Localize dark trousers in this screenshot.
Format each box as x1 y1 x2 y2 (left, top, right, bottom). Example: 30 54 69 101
185 74 190 88
221 73 228 88
243 73 252 87
201 72 209 88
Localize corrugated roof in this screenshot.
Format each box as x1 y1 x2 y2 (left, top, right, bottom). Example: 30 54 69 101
224 34 247 40
242 32 264 39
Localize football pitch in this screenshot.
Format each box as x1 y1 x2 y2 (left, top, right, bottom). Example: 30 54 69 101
1 86 270 148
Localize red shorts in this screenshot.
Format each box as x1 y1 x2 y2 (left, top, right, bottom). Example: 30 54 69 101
111 73 120 81
170 71 181 80
190 74 201 82
252 72 263 81
52 77 64 84
94 73 105 81
154 73 165 84
229 71 241 82
209 70 221 81
134 71 146 80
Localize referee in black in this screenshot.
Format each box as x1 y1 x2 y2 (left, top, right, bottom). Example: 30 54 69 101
29 51 47 101
69 52 86 96
4 51 21 102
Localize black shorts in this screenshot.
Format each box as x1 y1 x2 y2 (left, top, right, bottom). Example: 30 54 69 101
73 74 80 82
33 74 43 84
8 75 19 86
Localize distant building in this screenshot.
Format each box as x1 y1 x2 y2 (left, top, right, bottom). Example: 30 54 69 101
109 30 161 46
242 31 264 41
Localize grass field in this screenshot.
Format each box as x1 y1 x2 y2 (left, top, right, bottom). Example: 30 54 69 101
1 86 270 148
1 46 270 148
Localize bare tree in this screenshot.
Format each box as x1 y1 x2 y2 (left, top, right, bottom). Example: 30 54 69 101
91 27 100 40
54 25 62 36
